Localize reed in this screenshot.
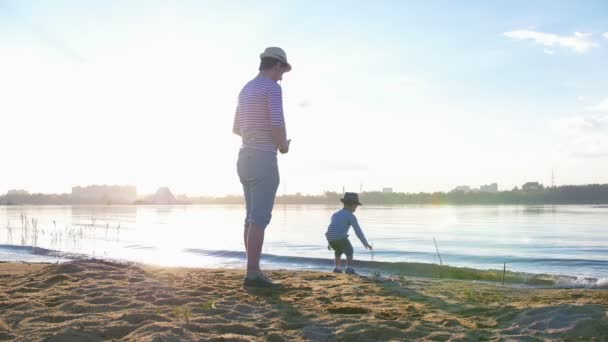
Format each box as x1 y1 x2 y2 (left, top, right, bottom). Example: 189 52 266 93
3 211 124 258
433 237 443 278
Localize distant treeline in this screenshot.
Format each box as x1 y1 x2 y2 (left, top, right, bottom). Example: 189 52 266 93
2 183 608 205
182 183 608 205
357 184 608 205
0 193 73 205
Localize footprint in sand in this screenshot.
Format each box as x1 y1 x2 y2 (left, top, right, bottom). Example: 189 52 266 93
86 296 121 305
327 306 370 314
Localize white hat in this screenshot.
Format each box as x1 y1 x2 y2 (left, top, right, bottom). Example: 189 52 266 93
260 47 292 72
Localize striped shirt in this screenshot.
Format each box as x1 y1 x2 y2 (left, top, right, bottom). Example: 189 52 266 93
233 75 287 153
325 208 369 246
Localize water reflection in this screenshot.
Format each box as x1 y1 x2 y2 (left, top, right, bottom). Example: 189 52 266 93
0 205 607 278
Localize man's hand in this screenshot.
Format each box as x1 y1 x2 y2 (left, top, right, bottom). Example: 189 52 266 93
365 244 373 250
279 139 291 154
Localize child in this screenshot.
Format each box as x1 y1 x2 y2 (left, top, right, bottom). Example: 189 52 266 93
325 192 372 274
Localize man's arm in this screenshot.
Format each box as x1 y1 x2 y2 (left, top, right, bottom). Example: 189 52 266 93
232 104 241 136
268 84 288 151
351 215 370 248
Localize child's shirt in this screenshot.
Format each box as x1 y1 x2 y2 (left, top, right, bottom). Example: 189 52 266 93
325 208 369 246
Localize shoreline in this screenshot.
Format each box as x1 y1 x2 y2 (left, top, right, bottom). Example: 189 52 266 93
3 203 608 206
2 243 608 289
1 259 607 340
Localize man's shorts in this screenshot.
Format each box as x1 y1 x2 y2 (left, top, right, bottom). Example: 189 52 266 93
237 147 280 229
328 238 353 258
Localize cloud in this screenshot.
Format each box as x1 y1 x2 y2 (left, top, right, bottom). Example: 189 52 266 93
552 114 608 157
385 76 429 95
504 30 599 53
577 96 585 101
555 115 608 134
543 49 554 55
604 32 608 40
587 98 608 112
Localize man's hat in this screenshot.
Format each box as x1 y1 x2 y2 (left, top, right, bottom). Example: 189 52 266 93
260 47 292 72
340 192 362 205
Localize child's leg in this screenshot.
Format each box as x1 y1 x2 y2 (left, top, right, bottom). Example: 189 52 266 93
346 254 353 268
345 239 354 268
334 254 342 269
329 241 343 270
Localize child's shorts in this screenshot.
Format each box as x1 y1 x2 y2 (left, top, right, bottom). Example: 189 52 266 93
328 238 353 258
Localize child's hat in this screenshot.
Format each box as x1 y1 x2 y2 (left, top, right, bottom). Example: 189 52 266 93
340 192 362 205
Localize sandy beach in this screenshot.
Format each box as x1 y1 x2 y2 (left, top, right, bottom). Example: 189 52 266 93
0 260 607 341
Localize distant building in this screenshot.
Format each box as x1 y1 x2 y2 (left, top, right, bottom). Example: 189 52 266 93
151 187 177 205
7 189 29 196
71 185 136 204
452 185 471 192
480 183 498 192
382 187 393 193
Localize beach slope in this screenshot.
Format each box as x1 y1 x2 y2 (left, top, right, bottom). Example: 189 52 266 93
1 260 607 341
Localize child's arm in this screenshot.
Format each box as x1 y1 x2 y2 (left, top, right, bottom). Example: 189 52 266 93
351 215 371 249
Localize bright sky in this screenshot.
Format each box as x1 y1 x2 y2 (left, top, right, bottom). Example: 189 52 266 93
2 0 608 196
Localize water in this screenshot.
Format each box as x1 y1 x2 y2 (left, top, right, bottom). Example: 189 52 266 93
0 205 607 285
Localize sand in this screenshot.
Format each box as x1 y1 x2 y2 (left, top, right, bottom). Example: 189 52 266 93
1 260 607 341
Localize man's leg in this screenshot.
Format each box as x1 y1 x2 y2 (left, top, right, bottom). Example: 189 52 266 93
242 188 252 256
246 224 265 274
246 152 279 276
242 150 279 286
238 149 252 257
243 224 248 256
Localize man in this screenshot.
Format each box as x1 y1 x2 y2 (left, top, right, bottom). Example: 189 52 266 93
233 47 291 287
